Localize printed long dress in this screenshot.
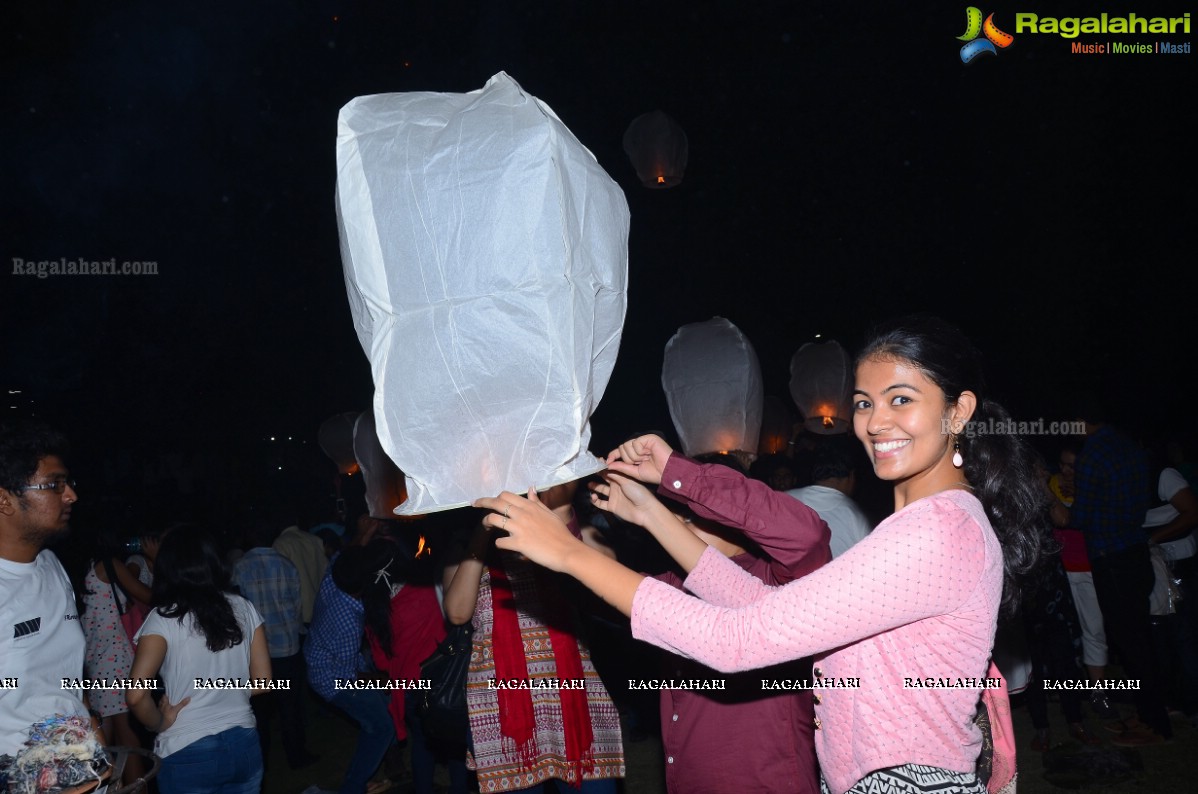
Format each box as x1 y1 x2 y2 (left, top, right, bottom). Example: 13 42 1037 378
81 563 135 717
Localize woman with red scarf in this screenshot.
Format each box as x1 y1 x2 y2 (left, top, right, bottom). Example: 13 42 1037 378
442 482 625 792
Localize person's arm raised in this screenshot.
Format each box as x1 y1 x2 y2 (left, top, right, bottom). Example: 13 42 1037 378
605 433 676 485
588 471 708 574
607 434 829 574
476 489 647 616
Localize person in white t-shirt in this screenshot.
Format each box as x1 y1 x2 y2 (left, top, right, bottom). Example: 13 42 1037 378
0 422 93 760
1144 465 1198 719
787 440 873 558
127 528 271 794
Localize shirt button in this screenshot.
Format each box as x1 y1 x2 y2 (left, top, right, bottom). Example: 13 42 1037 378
814 667 823 678
672 714 679 722
814 717 822 730
667 756 675 764
672 480 682 489
813 694 821 705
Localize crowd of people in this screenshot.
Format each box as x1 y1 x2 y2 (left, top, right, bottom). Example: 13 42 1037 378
3 315 1198 794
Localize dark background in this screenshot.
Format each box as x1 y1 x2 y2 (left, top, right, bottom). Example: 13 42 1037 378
2 1 1193 526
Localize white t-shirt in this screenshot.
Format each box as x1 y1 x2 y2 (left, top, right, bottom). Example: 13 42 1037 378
788 485 873 558
0 550 88 756
1144 467 1198 561
136 594 264 757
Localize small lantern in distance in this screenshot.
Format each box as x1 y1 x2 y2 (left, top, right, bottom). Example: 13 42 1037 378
789 340 852 435
318 412 362 475
623 110 688 188
662 316 763 459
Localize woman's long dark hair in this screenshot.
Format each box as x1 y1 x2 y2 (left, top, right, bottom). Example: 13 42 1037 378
153 527 244 652
341 530 440 657
858 315 1049 614
332 542 399 656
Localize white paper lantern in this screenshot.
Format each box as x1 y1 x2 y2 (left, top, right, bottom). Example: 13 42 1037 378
789 340 852 434
353 407 407 518
318 412 361 475
337 72 630 514
622 111 688 188
662 317 763 458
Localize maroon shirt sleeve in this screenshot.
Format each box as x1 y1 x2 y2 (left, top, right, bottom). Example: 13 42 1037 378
658 454 832 580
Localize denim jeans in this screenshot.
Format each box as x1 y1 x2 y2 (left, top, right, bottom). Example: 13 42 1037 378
157 726 262 794
330 688 396 794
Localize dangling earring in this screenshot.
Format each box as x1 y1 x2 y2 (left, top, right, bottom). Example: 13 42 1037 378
952 436 964 468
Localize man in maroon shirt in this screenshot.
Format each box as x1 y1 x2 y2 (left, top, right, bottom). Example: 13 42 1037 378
647 453 831 794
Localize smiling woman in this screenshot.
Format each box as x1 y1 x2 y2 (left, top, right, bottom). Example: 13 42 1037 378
473 315 1048 794
852 357 975 509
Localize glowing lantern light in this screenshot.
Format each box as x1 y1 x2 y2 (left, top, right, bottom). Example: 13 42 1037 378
353 407 408 518
662 317 763 458
789 340 852 435
622 110 688 188
318 412 362 474
758 395 797 455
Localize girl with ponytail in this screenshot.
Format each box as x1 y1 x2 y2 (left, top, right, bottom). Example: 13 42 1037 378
475 315 1044 794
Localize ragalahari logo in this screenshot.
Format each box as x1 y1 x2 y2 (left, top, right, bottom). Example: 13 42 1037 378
958 7 1015 63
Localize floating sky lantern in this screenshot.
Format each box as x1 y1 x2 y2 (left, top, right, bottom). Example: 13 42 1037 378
662 317 763 458
317 412 361 474
353 407 407 518
789 340 852 435
337 72 629 513
622 110 688 188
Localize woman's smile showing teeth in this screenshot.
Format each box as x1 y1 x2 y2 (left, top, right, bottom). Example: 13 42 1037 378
852 356 974 507
872 439 910 457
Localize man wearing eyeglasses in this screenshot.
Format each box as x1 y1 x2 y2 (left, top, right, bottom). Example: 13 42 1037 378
0 421 91 759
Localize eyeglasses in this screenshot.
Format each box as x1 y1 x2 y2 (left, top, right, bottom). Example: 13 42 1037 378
17 479 77 494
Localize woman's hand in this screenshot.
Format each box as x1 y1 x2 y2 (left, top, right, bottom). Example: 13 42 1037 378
588 471 662 528
474 489 584 573
606 434 675 485
157 694 191 732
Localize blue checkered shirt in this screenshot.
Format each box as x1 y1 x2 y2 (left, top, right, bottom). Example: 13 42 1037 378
231 547 302 657
1071 425 1152 558
304 557 366 701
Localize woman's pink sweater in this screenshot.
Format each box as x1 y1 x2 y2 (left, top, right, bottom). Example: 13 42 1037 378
631 458 1002 794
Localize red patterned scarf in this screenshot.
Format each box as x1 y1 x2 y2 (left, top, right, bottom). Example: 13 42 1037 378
488 519 595 786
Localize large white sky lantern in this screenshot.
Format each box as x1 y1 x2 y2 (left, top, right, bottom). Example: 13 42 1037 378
789 340 852 434
336 72 630 514
662 317 763 458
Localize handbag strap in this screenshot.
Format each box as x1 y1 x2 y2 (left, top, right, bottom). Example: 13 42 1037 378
99 557 128 616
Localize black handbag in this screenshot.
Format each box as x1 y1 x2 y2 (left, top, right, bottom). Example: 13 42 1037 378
416 622 474 745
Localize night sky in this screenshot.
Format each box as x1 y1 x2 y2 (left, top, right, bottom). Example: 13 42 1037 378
2 1 1193 523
